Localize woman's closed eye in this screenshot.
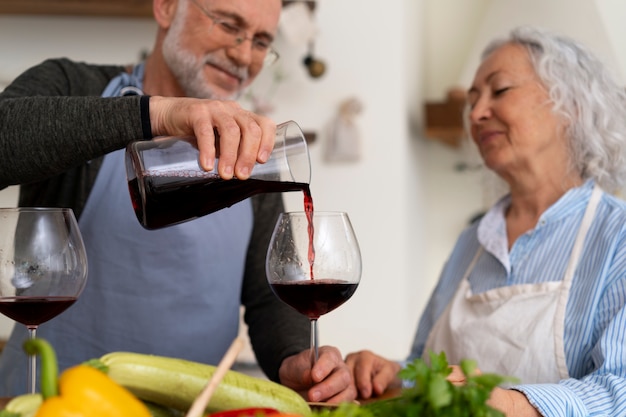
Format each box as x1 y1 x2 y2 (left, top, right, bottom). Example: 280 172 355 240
493 87 511 97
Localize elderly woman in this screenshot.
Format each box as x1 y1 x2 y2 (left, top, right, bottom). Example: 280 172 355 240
346 26 626 416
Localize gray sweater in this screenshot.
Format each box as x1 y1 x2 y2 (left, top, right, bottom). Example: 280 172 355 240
0 58 309 382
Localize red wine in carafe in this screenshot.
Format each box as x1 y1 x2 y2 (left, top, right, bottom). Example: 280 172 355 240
128 174 311 230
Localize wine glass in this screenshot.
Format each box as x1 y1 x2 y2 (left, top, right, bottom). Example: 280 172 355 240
266 211 361 365
0 208 88 394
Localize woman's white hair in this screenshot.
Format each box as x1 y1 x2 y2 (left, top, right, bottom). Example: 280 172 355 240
478 26 626 193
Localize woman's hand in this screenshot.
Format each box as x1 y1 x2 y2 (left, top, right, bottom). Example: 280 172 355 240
344 350 402 399
148 96 276 180
487 387 542 417
447 364 469 386
447 364 541 416
279 346 356 404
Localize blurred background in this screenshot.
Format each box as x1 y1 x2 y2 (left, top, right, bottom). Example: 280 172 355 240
1 0 625 366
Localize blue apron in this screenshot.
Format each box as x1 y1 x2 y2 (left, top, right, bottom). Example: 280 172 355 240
0 64 253 396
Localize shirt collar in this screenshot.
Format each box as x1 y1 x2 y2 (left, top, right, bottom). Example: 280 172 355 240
476 179 596 273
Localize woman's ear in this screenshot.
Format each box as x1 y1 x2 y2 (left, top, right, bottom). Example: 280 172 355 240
153 0 179 29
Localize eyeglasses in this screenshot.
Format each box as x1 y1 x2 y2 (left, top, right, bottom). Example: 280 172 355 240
189 0 279 66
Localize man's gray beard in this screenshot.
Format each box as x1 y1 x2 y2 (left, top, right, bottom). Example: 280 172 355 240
163 44 242 100
168 53 234 100
161 6 241 100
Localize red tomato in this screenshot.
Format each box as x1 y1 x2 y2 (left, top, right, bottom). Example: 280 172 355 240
207 408 279 417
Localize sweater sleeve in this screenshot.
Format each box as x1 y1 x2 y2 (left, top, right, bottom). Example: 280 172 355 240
241 192 310 382
0 58 145 188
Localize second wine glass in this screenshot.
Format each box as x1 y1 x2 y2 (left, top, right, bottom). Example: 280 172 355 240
0 208 88 394
266 211 361 365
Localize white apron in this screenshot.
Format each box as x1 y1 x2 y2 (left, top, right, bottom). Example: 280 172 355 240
424 185 602 384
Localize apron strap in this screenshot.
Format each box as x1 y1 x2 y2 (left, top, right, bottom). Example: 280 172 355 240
562 184 602 284
462 246 484 282
553 183 602 378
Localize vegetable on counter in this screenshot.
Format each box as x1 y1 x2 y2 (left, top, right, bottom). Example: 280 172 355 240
0 394 42 417
206 407 279 417
363 351 517 417
89 351 312 416
188 351 516 417
1 343 512 417
22 338 151 417
312 351 517 417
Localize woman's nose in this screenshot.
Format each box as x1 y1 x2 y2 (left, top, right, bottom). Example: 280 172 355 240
469 96 491 123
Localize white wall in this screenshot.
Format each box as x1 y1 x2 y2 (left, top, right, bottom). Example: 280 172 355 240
0 14 158 341
3 0 626 365
261 0 425 360
416 0 626 300
0 0 428 361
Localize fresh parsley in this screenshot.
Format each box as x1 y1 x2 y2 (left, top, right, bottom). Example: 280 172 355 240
312 351 516 417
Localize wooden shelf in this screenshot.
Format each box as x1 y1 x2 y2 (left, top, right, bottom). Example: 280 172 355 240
424 88 467 148
0 1 314 17
0 0 153 17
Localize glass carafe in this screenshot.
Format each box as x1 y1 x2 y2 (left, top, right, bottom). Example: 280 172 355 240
125 120 311 230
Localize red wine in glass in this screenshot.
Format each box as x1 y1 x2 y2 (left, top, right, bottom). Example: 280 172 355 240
269 279 358 320
303 189 315 279
266 211 361 366
0 296 77 327
0 207 87 394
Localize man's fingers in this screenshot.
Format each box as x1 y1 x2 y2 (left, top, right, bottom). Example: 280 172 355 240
307 366 355 404
233 115 264 179
251 114 276 163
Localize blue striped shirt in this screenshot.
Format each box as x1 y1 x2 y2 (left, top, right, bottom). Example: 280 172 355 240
408 180 626 417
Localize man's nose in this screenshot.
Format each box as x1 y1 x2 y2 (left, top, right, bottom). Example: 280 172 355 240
225 40 254 67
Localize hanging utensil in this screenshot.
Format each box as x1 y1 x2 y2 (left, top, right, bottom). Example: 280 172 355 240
303 41 326 78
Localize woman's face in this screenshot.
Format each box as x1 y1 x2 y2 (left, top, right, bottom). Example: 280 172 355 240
467 43 568 180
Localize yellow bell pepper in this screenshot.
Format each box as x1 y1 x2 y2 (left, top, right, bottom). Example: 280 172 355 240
23 338 150 417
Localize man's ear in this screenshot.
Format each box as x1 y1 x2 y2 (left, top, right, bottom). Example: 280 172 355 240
153 0 179 29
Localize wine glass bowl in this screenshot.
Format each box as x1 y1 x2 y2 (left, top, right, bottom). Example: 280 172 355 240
0 207 88 393
266 211 361 364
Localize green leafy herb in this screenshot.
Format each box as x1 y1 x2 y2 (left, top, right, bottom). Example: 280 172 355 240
312 351 517 417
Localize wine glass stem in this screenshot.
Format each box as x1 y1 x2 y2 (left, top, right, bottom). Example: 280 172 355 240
27 326 37 394
310 318 318 367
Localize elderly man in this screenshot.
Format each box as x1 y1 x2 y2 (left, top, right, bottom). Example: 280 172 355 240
0 0 355 403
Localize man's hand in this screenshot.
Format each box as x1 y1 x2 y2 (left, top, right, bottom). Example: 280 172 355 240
149 96 276 180
345 350 402 399
279 346 356 404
